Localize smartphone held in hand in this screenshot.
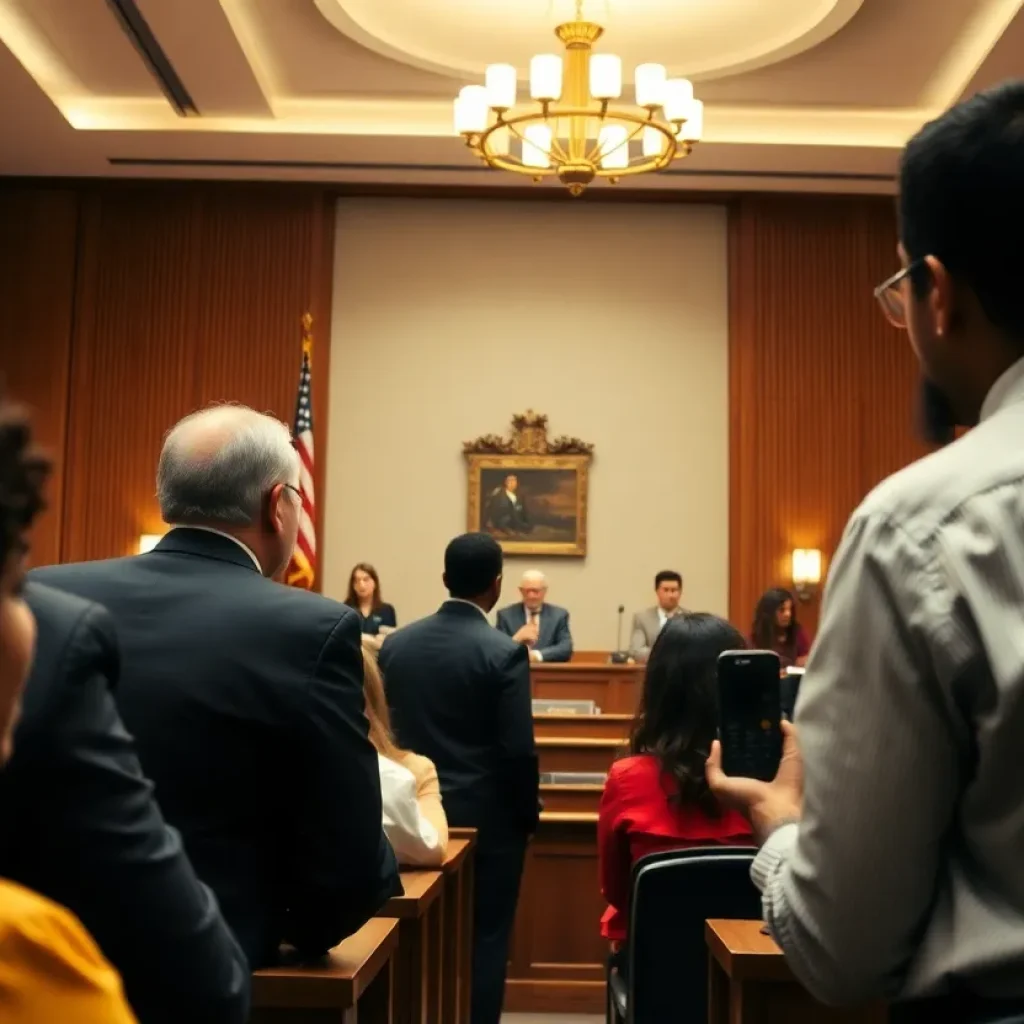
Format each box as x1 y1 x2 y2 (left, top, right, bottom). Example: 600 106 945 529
717 649 783 781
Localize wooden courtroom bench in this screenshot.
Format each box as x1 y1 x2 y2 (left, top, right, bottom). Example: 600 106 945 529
706 919 888 1024
531 662 643 714
537 736 621 773
439 832 478 1024
533 712 633 741
539 782 604 813
250 917 399 1024
379 869 444 1024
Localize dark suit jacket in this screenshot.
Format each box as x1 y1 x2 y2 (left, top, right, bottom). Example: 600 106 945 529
379 601 539 839
31 528 400 968
495 602 573 662
0 582 250 1024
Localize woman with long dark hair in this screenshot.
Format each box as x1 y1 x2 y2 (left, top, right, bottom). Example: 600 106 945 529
344 562 397 636
751 587 810 668
598 613 752 943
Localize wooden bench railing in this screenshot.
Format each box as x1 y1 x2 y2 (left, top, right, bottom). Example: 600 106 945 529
250 829 478 1024
250 916 399 1023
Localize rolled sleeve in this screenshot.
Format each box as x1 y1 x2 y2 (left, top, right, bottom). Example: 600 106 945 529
757 510 962 1006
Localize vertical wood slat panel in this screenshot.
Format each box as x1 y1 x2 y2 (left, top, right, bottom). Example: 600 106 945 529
0 189 79 566
61 186 333 565
729 195 927 637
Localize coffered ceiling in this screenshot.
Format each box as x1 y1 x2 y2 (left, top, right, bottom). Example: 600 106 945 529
0 0 1021 193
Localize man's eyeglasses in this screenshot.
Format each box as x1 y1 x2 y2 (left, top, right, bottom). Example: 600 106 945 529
873 259 924 330
283 483 302 502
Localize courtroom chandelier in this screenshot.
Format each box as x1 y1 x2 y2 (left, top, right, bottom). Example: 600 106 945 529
453 0 704 196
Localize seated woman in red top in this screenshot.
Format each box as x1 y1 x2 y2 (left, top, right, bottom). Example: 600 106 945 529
750 587 810 669
598 613 753 943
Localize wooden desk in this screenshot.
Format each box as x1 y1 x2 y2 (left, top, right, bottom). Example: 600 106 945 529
537 736 620 773
251 917 399 1024
380 870 445 1024
439 833 477 1024
531 662 643 714
706 920 888 1024
533 713 633 741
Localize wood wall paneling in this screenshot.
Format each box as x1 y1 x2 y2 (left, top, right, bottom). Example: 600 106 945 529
60 186 333 565
0 189 79 566
728 196 927 636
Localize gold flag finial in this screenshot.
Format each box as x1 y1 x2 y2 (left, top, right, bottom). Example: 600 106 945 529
301 312 313 362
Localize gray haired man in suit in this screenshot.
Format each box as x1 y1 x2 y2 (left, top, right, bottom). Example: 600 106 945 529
495 570 573 662
629 570 685 661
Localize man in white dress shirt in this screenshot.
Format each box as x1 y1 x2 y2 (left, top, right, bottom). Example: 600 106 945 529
707 81 1024 1022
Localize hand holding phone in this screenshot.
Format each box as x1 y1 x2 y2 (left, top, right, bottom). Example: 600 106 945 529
717 649 783 782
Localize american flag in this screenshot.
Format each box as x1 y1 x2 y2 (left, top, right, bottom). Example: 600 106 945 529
286 315 316 589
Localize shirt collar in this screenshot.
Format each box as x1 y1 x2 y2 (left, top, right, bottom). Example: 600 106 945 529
444 598 490 621
980 355 1024 423
169 525 263 574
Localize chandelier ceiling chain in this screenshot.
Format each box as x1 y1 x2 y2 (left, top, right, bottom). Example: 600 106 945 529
453 1 703 195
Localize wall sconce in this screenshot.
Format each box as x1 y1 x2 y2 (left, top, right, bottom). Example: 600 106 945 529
791 548 822 602
138 534 164 554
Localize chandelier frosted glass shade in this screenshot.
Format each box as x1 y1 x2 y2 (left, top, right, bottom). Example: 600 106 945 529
453 7 703 196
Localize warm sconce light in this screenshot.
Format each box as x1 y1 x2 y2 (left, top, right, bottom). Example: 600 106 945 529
791 548 822 602
138 534 164 554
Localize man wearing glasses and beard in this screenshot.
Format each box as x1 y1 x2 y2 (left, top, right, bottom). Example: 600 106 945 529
707 80 1024 1022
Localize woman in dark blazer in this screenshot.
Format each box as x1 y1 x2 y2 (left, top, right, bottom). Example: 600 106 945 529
345 563 397 637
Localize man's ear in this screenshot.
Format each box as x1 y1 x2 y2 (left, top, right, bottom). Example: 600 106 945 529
265 483 287 536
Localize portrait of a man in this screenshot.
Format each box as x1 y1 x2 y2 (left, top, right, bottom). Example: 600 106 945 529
485 473 532 535
464 411 592 557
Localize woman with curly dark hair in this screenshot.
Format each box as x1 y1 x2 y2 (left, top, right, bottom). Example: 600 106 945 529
597 613 753 943
0 391 137 1023
751 587 810 668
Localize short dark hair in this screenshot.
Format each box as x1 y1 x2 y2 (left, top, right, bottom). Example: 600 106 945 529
445 532 503 599
654 570 682 589
900 80 1024 344
0 392 50 580
627 613 746 816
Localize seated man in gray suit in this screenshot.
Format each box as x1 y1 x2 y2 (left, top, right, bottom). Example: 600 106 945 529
630 570 686 662
496 570 573 663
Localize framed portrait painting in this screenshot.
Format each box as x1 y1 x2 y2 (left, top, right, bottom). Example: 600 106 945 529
464 412 592 557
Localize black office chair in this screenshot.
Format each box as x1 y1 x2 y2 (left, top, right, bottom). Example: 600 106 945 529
607 846 761 1024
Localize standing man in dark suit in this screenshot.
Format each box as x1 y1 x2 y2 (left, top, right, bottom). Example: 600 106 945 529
496 568 573 662
2 583 250 1023
0 391 248 1023
379 533 539 1024
31 404 400 969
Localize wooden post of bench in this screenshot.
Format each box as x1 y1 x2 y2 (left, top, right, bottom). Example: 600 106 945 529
251 916 399 1024
443 830 478 1024
378 869 444 1024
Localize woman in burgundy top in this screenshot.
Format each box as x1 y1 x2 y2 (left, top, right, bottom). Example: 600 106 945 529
598 614 753 943
750 587 810 669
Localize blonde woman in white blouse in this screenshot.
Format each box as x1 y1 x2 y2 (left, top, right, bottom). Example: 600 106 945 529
362 648 448 866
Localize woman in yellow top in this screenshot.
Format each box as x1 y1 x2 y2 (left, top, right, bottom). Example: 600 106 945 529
0 393 137 1024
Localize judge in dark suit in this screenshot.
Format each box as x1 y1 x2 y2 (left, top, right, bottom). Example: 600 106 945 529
495 569 573 662
485 473 531 534
31 404 400 969
379 533 539 1024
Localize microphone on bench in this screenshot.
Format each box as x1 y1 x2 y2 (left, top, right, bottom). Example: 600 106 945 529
609 604 630 664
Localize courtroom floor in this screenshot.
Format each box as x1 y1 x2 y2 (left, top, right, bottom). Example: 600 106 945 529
502 1016 602 1023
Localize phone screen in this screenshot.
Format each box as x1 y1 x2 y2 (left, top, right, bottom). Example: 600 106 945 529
717 650 782 782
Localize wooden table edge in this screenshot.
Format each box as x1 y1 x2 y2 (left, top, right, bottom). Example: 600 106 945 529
383 869 444 918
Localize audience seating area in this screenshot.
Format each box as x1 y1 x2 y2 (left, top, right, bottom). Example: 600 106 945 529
251 833 477 1023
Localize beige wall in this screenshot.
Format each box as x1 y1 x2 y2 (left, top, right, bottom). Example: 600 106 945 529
323 197 729 649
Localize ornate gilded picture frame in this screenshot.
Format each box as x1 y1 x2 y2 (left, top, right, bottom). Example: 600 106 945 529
464 412 593 557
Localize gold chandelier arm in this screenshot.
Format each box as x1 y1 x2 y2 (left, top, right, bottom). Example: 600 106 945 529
587 114 650 165
503 119 571 166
